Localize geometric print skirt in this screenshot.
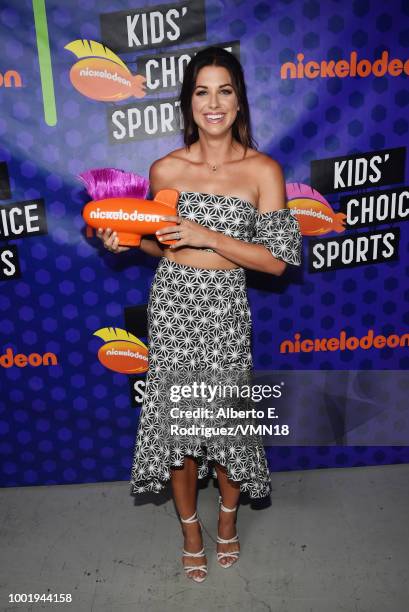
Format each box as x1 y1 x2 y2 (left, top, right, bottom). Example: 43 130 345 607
130 256 272 499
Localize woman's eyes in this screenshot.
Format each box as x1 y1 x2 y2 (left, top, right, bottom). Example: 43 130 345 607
196 89 232 95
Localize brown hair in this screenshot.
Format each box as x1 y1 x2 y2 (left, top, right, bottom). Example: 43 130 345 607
179 46 258 154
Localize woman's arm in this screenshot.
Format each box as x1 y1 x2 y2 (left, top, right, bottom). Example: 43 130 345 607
209 236 287 275
207 159 291 275
138 234 165 257
137 157 172 258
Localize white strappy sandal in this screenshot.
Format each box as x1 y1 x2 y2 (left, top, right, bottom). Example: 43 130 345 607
180 510 208 583
217 495 240 568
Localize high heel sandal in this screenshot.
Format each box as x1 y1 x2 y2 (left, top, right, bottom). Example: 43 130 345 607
180 510 208 583
217 495 240 568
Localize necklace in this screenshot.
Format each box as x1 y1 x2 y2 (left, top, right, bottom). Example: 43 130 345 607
206 161 220 172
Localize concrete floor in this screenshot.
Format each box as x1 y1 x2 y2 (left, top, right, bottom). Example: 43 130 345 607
1 464 408 612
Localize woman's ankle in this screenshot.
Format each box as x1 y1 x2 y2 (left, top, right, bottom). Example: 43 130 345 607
182 521 202 539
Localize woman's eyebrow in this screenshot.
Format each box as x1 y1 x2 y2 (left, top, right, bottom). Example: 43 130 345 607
194 83 233 89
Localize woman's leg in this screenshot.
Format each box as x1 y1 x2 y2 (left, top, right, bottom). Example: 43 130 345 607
214 462 241 566
171 457 206 580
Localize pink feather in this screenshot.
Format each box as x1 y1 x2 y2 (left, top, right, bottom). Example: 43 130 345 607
78 167 150 200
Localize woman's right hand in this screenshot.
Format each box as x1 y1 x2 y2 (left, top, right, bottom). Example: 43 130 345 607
96 227 131 253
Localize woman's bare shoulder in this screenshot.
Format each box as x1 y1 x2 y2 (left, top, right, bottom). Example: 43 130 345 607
247 149 282 170
149 147 189 192
150 147 190 174
243 151 285 206
152 146 190 164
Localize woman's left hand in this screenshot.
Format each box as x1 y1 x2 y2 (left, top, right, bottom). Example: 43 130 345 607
156 215 216 249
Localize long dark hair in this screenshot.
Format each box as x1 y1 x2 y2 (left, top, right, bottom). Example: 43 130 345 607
179 46 258 154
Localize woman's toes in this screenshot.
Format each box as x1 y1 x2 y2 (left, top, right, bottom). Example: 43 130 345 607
192 569 204 580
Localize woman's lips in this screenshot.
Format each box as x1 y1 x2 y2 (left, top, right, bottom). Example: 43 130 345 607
204 113 225 124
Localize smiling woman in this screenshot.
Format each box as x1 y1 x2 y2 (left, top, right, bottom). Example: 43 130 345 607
97 45 302 584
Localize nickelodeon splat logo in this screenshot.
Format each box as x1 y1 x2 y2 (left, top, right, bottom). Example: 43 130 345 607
0 70 22 88
94 327 148 374
65 40 147 102
286 183 346 237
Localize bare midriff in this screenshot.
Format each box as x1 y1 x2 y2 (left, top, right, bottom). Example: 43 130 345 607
163 245 240 270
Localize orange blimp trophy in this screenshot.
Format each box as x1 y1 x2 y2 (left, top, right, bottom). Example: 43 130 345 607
79 167 179 246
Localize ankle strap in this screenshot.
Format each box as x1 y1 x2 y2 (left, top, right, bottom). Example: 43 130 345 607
180 511 198 524
219 495 237 513
182 547 205 557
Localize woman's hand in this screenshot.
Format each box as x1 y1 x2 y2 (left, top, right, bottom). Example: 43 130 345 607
156 215 216 249
96 227 131 253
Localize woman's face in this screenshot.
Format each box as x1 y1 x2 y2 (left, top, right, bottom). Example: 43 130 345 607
191 65 239 136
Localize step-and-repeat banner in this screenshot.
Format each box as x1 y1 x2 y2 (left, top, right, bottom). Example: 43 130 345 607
1 0 408 488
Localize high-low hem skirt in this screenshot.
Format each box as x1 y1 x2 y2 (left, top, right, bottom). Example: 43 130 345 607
130 256 272 500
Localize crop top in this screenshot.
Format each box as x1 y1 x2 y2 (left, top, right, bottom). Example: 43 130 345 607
177 191 302 266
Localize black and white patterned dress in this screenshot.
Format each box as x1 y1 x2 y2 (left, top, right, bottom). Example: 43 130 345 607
130 191 302 499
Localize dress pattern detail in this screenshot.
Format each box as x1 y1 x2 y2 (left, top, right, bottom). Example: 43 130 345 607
177 191 257 253
252 208 302 266
177 191 302 265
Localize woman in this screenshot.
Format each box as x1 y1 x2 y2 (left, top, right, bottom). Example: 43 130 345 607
97 46 302 583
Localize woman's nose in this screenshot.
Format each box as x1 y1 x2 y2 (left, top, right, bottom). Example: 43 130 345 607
208 93 220 108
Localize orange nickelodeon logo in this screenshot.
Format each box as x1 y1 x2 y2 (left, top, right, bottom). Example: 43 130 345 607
94 327 148 374
280 329 409 354
281 50 409 80
286 182 346 236
0 70 22 88
65 39 146 101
